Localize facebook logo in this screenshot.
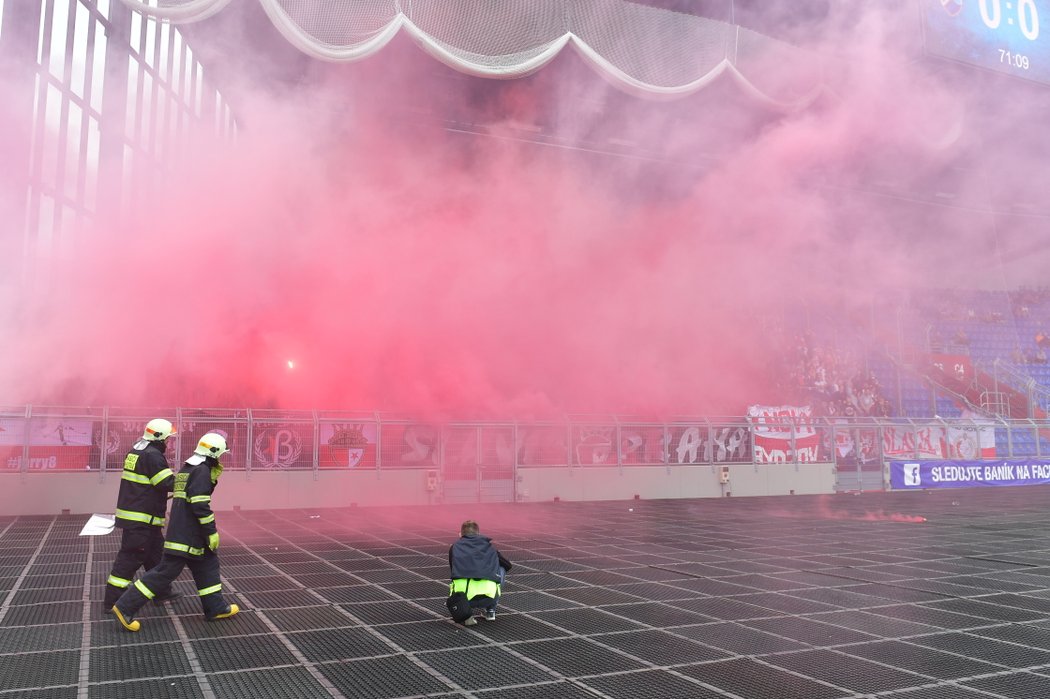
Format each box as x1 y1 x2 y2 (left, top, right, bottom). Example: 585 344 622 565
903 463 921 486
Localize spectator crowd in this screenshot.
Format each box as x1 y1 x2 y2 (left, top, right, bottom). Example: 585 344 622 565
779 332 893 418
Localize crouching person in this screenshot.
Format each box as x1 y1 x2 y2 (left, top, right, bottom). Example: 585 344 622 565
448 520 512 626
113 433 239 632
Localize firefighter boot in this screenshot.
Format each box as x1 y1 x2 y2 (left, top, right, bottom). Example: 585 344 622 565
208 603 239 621
112 606 140 632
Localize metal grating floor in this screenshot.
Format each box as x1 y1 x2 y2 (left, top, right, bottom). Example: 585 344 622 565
5 488 1050 697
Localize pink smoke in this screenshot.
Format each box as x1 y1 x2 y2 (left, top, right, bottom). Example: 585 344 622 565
770 493 926 523
1 3 1046 419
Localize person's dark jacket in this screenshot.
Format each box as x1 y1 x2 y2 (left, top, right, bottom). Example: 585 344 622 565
115 440 173 528
449 534 512 583
163 455 219 559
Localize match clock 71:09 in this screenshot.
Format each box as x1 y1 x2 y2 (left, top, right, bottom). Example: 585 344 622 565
922 0 1050 84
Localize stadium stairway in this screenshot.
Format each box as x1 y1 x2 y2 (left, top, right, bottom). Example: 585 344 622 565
926 362 1032 419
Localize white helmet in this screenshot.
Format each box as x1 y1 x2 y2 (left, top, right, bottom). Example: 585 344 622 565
143 418 176 441
194 433 229 458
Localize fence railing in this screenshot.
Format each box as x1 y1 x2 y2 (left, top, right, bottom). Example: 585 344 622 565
1 406 1047 475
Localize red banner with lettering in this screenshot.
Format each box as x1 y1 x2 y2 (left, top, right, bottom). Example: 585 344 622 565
748 405 821 463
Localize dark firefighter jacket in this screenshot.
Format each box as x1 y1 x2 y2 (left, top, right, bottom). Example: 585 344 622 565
163 455 220 558
115 440 173 528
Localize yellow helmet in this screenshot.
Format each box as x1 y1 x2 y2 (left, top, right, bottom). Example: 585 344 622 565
143 418 176 441
194 433 228 458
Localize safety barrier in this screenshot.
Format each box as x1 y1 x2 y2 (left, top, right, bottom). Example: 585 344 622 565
1 406 1043 473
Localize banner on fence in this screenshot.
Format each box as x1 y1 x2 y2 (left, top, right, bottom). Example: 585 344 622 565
252 422 314 469
620 426 669 464
0 418 93 470
319 423 376 469
890 459 1050 489
882 415 996 461
748 405 820 463
673 423 752 464
952 410 997 459
832 422 880 465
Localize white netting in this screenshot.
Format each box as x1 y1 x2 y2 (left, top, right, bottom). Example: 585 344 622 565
569 0 731 93
403 0 569 76
120 0 233 22
118 0 826 108
260 0 402 59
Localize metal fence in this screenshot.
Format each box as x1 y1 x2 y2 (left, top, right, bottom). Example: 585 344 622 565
1 406 1046 479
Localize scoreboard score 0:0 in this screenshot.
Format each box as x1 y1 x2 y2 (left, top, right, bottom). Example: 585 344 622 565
922 0 1050 84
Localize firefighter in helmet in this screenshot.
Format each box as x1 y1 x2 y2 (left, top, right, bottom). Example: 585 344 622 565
103 418 180 612
113 432 238 631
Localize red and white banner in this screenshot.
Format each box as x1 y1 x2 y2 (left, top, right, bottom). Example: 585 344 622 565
947 410 997 459
882 412 996 460
748 405 821 463
0 418 93 470
833 422 881 464
318 422 377 469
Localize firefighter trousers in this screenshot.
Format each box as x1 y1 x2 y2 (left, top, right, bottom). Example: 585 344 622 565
114 551 230 619
103 526 170 609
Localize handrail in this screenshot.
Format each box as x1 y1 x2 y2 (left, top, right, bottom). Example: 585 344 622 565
889 350 983 416
990 358 1035 405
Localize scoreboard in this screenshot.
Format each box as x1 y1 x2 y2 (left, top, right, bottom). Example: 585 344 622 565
922 0 1050 84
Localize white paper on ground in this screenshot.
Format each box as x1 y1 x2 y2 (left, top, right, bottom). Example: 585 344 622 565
79 513 116 536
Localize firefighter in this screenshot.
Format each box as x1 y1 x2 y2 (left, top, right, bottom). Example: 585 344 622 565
103 418 180 612
112 432 238 631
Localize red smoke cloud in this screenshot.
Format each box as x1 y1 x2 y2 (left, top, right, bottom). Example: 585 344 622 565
2 4 1048 418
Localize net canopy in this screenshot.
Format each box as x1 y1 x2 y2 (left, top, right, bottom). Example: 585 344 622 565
119 0 826 109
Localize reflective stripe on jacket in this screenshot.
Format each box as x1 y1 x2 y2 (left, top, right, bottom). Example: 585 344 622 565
114 441 173 528
163 456 219 558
